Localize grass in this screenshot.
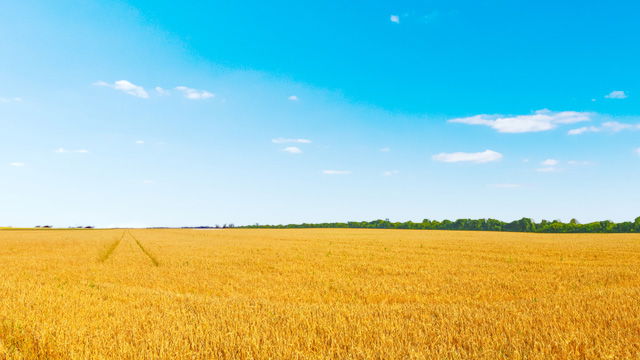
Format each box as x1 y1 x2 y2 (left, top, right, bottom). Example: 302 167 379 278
0 228 639 359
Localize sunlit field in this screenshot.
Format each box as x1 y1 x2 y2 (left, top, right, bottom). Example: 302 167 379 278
1 229 639 359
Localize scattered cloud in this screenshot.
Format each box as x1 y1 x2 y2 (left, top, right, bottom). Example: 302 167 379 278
602 121 640 132
605 90 627 99
432 150 503 163
288 95 299 101
635 148 640 157
568 160 592 166
142 180 154 184
383 170 399 176
322 170 351 175
0 97 22 103
135 140 145 144
175 86 214 100
390 15 400 23
9 162 25 167
449 109 591 133
534 159 591 171
568 121 640 135
94 82 214 100
379 147 391 152
537 159 561 172
93 80 149 98
155 87 170 96
54 148 89 154
568 126 600 135
283 146 302 154
490 184 522 189
272 138 311 144
55 148 89 154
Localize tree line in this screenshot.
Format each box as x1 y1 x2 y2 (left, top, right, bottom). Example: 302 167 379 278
243 217 640 233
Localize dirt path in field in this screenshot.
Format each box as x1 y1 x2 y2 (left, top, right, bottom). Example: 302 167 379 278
99 230 159 267
127 230 160 266
97 232 126 263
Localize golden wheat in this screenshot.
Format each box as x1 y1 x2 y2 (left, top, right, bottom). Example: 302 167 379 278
0 228 639 359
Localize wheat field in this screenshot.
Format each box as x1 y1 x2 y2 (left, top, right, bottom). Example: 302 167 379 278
0 228 639 359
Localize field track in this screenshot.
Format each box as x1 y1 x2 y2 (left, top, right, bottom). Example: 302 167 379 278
97 232 125 263
1 228 639 359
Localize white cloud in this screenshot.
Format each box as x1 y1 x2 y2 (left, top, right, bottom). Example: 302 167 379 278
93 80 149 98
272 138 312 144
537 159 561 172
379 147 391 152
602 121 640 132
322 170 351 175
288 95 299 101
9 162 25 167
175 86 214 100
432 150 503 163
567 160 591 166
283 146 302 154
383 170 399 176
135 140 145 144
55 148 88 154
155 87 170 96
390 15 400 23
568 126 600 135
449 109 591 133
490 184 522 188
143 180 154 184
605 91 627 99
635 148 640 156
568 121 640 135
0 97 22 103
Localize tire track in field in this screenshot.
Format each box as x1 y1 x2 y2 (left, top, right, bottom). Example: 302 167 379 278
127 231 160 266
97 231 126 263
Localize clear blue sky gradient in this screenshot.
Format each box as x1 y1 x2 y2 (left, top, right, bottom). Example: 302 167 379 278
1 0 639 227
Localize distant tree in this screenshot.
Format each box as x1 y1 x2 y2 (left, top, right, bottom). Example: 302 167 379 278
440 220 452 230
241 216 640 233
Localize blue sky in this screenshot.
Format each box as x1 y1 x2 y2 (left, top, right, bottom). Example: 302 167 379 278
1 0 639 227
